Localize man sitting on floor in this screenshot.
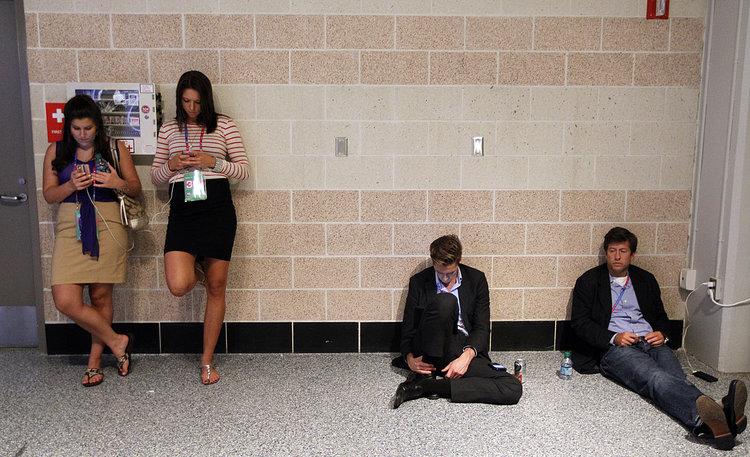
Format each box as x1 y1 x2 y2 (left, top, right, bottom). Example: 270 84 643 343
391 234 522 409
570 226 747 451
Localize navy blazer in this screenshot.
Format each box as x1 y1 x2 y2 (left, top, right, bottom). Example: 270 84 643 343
570 263 671 373
400 264 491 359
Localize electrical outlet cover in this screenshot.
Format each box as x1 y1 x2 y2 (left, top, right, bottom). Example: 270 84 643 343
679 268 696 290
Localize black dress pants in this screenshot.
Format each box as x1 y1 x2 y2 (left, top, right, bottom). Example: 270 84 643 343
412 293 522 405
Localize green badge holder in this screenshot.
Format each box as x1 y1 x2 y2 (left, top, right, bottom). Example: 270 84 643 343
184 170 207 202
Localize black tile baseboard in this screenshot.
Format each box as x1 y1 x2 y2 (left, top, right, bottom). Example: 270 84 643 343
667 319 684 349
360 322 401 353
294 322 358 353
44 319 685 354
491 321 555 351
227 322 292 353
160 322 227 354
113 323 160 354
45 323 159 355
555 319 684 351
46 324 91 355
555 320 575 351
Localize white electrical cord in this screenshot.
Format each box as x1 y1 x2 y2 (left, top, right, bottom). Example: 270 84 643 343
678 283 704 374
146 181 175 228
707 287 750 307
678 281 750 375
85 187 135 253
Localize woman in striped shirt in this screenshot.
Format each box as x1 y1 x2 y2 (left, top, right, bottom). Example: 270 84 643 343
150 70 250 385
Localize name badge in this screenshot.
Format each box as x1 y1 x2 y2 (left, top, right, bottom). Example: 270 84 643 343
184 170 207 202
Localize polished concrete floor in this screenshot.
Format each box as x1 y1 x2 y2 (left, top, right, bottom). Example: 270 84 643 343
1 349 748 456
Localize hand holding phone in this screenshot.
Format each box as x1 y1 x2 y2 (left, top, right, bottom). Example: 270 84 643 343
70 164 93 190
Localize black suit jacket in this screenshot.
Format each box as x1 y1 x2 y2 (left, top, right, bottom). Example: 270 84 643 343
570 263 671 373
400 264 491 359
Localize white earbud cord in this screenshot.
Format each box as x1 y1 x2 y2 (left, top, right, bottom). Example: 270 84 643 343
84 181 175 253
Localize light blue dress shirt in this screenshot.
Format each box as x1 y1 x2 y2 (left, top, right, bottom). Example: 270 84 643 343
608 273 653 343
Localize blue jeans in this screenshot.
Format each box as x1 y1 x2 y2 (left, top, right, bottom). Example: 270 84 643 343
600 340 703 428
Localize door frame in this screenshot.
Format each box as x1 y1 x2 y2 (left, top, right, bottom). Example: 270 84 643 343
7 0 46 351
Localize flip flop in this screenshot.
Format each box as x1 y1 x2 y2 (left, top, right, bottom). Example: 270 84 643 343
82 368 103 387
116 333 134 377
200 364 220 385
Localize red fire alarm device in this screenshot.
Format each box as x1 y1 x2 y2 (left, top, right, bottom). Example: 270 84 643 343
647 0 669 19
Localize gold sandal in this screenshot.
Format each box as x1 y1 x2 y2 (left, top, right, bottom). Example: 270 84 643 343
116 333 134 377
82 368 104 387
200 364 219 385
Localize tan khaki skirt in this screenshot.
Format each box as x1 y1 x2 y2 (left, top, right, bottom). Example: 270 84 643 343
51 202 128 285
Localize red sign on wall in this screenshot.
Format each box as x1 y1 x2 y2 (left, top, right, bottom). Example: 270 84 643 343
45 102 66 143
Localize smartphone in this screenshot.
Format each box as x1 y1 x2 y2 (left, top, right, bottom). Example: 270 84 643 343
692 371 718 383
75 164 88 175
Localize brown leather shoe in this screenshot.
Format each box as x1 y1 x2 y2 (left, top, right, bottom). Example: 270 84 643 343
697 395 735 450
722 379 747 436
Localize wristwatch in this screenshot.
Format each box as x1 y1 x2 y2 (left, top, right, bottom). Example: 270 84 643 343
211 157 225 173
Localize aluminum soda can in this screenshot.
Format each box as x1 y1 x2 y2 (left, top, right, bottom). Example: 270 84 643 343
513 358 525 383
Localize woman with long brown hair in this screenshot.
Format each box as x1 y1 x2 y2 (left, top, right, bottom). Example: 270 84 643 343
151 70 250 385
42 94 142 386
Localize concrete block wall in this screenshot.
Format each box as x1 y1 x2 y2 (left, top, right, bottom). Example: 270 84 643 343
25 0 705 351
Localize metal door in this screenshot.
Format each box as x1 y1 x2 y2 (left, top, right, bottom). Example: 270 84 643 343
0 0 43 348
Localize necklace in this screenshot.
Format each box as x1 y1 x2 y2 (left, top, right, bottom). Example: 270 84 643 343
76 146 95 162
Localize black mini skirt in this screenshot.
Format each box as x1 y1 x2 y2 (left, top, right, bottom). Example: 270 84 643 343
164 179 237 261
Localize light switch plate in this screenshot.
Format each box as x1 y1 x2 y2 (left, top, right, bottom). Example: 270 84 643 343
472 136 483 156
335 137 348 157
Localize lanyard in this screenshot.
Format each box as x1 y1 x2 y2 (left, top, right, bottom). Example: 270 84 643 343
73 159 95 205
183 125 205 154
611 276 630 313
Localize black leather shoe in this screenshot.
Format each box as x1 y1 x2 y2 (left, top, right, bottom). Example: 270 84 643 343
691 421 713 438
391 379 425 409
722 379 747 436
697 395 735 450
407 373 440 399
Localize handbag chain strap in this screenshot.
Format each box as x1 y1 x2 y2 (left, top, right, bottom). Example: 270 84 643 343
110 140 123 177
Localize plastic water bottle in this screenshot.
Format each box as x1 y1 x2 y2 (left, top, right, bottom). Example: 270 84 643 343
558 351 573 380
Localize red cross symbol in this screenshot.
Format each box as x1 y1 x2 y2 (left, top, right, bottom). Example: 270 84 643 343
51 108 64 123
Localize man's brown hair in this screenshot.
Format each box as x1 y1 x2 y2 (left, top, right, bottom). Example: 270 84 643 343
430 234 462 265
603 226 638 253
